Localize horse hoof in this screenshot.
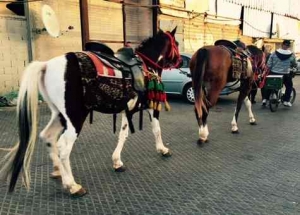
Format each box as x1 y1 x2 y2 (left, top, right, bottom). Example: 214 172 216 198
197 139 209 145
50 174 62 180
162 151 172 157
250 121 257 125
50 175 61 180
114 166 126 172
71 187 87 198
232 130 239 134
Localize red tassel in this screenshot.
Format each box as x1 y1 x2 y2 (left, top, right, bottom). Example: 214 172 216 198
148 91 154 100
155 92 160 100
160 93 166 102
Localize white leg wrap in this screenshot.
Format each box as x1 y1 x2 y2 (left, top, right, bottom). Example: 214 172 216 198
70 183 82 194
149 109 169 154
199 125 209 141
244 97 256 123
112 114 128 169
231 110 238 132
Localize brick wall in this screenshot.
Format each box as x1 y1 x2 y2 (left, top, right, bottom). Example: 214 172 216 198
0 0 82 94
0 15 28 94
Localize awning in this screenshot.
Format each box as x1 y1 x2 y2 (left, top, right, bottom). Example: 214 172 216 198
225 0 300 19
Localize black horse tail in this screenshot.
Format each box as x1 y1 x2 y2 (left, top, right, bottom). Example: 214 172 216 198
0 61 46 192
191 48 208 119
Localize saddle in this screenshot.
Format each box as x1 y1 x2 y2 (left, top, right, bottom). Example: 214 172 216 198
214 39 249 58
85 41 145 92
214 39 248 79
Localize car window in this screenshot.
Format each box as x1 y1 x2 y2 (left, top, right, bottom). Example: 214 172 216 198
181 56 190 68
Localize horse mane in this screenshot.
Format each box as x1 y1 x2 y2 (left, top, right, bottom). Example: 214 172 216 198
247 45 263 55
135 30 167 52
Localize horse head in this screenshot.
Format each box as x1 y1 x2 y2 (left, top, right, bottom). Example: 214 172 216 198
135 27 181 73
246 45 267 75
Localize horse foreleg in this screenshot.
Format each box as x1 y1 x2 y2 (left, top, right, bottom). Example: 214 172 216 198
231 81 251 133
112 113 128 172
148 109 171 157
244 97 256 125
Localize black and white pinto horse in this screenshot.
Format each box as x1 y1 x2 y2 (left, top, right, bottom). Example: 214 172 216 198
0 28 181 197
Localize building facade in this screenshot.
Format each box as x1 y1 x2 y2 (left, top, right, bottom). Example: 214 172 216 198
0 0 299 94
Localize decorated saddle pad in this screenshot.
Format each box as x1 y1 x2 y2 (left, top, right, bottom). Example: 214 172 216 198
75 52 137 113
232 57 248 79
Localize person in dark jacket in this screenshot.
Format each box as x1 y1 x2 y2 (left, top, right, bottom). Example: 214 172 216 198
262 40 297 107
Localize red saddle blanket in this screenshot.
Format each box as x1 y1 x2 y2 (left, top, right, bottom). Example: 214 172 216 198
84 51 122 78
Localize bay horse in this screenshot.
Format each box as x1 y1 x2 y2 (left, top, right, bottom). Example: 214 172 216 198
190 42 256 143
0 28 181 197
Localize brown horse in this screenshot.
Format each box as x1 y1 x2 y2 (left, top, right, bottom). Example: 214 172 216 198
190 44 256 143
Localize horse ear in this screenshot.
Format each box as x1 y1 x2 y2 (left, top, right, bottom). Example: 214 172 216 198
170 26 177 36
158 28 164 34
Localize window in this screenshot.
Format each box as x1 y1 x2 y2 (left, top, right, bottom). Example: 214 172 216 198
181 56 190 68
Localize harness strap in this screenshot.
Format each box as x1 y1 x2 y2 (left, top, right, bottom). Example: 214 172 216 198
89 110 93 124
120 69 135 134
113 113 117 133
139 106 143 130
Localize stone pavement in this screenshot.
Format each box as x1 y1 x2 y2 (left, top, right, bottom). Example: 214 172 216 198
1 77 300 215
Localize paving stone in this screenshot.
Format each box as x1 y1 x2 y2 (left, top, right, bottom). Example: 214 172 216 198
1 77 300 214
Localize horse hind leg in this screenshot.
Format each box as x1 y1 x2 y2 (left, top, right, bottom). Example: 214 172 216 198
197 85 221 143
55 114 87 197
40 108 87 197
39 110 64 180
198 107 209 144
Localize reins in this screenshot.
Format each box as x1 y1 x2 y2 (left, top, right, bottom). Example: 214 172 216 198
135 32 181 71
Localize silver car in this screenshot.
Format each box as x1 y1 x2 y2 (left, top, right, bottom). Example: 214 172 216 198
162 53 240 103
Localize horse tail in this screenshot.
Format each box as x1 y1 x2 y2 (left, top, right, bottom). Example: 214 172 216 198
0 61 46 192
192 48 208 118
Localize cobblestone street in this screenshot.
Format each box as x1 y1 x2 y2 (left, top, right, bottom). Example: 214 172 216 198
1 77 300 215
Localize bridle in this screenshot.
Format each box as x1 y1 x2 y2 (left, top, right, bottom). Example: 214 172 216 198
135 32 181 71
249 52 269 88
250 53 268 75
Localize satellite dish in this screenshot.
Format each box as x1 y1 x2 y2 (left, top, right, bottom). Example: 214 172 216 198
41 5 60 37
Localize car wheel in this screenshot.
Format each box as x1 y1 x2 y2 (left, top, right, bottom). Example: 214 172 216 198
183 83 194 104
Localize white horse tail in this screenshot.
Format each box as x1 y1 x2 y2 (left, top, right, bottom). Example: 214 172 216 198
0 61 46 192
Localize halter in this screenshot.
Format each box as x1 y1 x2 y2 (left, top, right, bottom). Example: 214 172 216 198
250 52 269 88
135 32 181 70
164 32 181 68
